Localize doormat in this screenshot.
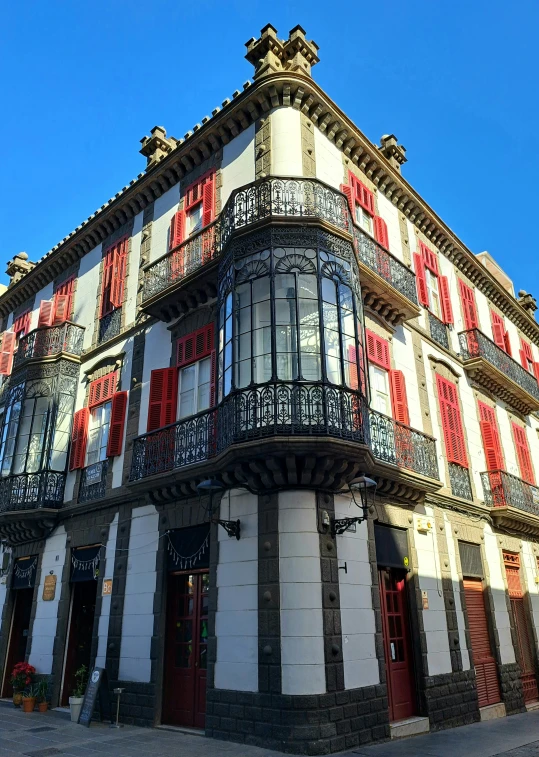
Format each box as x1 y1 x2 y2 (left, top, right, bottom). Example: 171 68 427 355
24 749 62 757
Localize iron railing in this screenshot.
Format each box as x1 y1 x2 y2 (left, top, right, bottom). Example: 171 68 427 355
353 226 418 306
369 409 439 480
14 322 85 367
78 460 109 504
481 469 539 516
448 462 473 501
428 312 449 350
459 329 539 401
0 471 65 512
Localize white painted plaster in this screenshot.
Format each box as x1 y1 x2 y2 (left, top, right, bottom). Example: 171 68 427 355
443 512 470 670
221 124 255 206
271 107 302 177
314 127 343 190
95 512 118 667
138 321 173 436
376 192 403 259
483 524 515 664
76 243 103 351
150 182 181 263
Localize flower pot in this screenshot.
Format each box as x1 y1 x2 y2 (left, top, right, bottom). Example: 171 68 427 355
22 697 36 713
38 701 48 713
69 696 84 723
12 691 22 707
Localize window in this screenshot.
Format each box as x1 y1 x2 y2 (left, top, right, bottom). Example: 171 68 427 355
178 358 212 419
371 365 391 415
100 237 128 318
54 276 75 322
519 338 535 374
512 423 535 484
458 279 479 331
365 330 410 424
414 245 453 324
13 396 49 474
169 170 216 250
478 402 503 471
86 402 112 466
355 204 372 234
0 332 16 376
12 311 30 342
0 400 21 477
491 311 511 355
436 374 468 467
426 269 441 319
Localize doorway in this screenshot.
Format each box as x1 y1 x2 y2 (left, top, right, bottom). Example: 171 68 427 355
162 571 209 728
61 579 97 705
1 588 34 698
463 578 501 707
379 568 416 721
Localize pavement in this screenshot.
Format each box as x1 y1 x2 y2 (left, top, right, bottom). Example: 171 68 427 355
3 702 539 757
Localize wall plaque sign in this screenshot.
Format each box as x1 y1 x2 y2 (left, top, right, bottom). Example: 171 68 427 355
85 462 103 485
43 574 57 601
102 578 113 596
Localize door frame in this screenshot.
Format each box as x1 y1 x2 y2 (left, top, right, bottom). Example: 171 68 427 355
59 586 75 706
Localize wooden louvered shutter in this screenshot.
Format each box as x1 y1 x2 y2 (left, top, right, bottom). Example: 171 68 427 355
202 174 215 228
533 362 539 384
110 239 127 309
348 345 359 390
389 370 410 426
38 301 54 328
490 311 506 350
520 338 534 372
106 391 128 457
373 216 389 248
436 374 468 467
512 423 535 484
413 252 429 307
480 421 502 471
340 183 354 215
0 332 16 376
53 295 69 325
504 331 512 356
69 407 90 470
357 181 375 215
458 280 479 330
177 324 214 368
88 371 117 408
420 242 439 275
463 578 501 708
209 350 217 406
170 210 186 250
439 276 454 325
365 329 390 370
100 246 114 317
147 367 178 431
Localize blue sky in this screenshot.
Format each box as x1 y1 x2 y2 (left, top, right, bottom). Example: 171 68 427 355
1 0 537 294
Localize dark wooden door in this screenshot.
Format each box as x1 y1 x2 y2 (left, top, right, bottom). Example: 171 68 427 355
61 580 97 705
379 568 416 721
504 557 538 703
1 588 33 697
163 571 209 728
463 578 501 707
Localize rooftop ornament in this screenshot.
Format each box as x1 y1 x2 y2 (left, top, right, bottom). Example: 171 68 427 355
245 23 319 80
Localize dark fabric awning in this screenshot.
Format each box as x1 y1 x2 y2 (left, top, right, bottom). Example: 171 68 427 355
71 545 101 582
12 555 38 589
167 525 210 572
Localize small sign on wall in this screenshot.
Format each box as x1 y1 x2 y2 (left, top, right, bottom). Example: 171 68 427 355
422 590 429 610
43 574 57 601
102 578 113 597
85 462 103 485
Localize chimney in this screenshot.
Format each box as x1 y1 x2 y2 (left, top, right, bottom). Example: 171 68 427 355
140 126 178 170
378 134 407 173
6 252 35 286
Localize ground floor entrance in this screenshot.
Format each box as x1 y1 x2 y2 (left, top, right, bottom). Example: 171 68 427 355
162 571 209 728
61 578 97 705
504 553 538 704
1 587 34 698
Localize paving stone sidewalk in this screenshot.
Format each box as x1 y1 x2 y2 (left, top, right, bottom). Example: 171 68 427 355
3 702 539 757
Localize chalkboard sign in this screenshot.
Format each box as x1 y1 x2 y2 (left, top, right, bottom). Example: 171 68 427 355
78 667 112 727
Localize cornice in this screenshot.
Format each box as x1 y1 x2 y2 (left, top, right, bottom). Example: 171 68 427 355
3 70 538 347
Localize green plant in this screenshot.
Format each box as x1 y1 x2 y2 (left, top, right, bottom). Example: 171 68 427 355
72 665 88 698
22 684 38 699
36 678 49 703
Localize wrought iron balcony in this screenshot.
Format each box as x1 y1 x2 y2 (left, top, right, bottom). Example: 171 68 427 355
459 329 539 415
0 471 65 513
353 227 420 325
481 469 539 519
369 409 440 481
14 321 85 368
428 311 450 351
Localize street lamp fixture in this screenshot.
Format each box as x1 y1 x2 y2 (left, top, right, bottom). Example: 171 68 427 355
331 475 377 536
196 479 241 540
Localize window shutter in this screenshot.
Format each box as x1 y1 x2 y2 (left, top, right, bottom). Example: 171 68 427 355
458 280 479 330
512 423 535 484
170 210 186 249
374 216 389 248
348 345 359 390
340 184 354 215
100 246 115 317
533 362 539 384
0 332 16 376
519 338 533 371
209 350 217 406
13 311 30 336
357 181 375 215
106 391 128 457
439 276 454 325
177 324 214 368
69 407 90 471
110 240 127 309
480 420 502 471
55 276 75 320
490 311 506 350
419 242 439 275
413 252 429 307
436 374 468 467
202 175 215 227
38 300 54 328
147 367 178 431
365 329 390 369
389 370 410 426
53 294 69 325
88 371 117 408
504 331 512 356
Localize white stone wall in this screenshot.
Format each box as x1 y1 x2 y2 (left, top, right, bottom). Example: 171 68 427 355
95 513 118 668
138 320 172 436
376 192 403 260
271 108 302 177
483 525 515 664
391 324 423 433
335 494 378 689
443 513 470 670
29 526 67 674
313 127 343 190
221 124 256 206
118 505 159 682
150 182 181 263
215 489 258 692
279 490 325 695
77 243 103 351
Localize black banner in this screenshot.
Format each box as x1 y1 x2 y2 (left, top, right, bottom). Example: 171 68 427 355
167 524 210 572
374 524 410 571
71 545 101 583
78 667 111 727
12 556 38 590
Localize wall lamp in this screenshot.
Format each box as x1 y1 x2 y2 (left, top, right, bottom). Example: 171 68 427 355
196 479 241 540
331 475 377 536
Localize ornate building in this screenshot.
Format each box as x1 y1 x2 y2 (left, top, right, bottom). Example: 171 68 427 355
1 22 539 754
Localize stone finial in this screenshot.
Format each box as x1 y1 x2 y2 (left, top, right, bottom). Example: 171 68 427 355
245 24 319 80
518 290 538 317
378 134 407 173
139 126 178 169
6 252 35 286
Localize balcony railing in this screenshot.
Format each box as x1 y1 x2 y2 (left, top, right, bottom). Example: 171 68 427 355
481 469 539 516
14 322 85 368
353 227 418 306
428 311 449 350
369 409 439 480
459 329 539 404
449 462 473 501
0 471 65 513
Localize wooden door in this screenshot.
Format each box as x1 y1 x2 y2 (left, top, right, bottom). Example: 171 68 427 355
1 588 33 697
379 568 416 721
463 578 501 707
61 580 97 705
163 571 209 728
504 556 538 703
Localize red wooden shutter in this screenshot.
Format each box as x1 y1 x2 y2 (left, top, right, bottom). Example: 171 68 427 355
357 181 375 215
340 184 354 215
439 276 454 325
520 338 534 372
512 423 535 484
55 276 75 320
110 239 127 309
419 242 439 275
389 369 410 426
170 210 186 250
478 402 503 471
0 332 16 376
413 252 429 307
13 311 30 336
436 374 468 467
100 246 115 317
463 578 501 707
504 331 512 357
177 324 214 368
533 362 539 383
147 367 178 431
69 407 90 470
374 216 389 248
209 350 217 406
365 329 390 369
458 280 479 330
202 174 215 227
53 295 69 325
490 311 506 351
348 345 359 390
38 301 54 328
106 391 128 457
88 371 117 408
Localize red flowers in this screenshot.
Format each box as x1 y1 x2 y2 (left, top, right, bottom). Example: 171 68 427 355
10 662 36 690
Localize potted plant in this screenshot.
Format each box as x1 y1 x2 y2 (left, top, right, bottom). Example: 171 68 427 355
69 664 88 723
21 684 37 713
10 662 35 707
36 678 49 712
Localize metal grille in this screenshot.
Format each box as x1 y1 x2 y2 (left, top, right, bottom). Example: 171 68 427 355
428 312 449 350
369 408 439 480
98 308 121 344
0 471 65 513
14 323 85 368
78 459 108 503
449 462 473 500
458 541 483 578
481 469 539 515
354 226 418 305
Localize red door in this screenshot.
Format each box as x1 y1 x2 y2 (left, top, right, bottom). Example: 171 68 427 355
1 588 33 697
163 571 209 728
463 578 501 707
379 568 416 721
504 554 538 703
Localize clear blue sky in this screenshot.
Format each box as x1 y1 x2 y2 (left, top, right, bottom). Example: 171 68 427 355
1 1 538 295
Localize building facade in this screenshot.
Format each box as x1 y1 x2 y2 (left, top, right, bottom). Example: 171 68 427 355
1 22 539 754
